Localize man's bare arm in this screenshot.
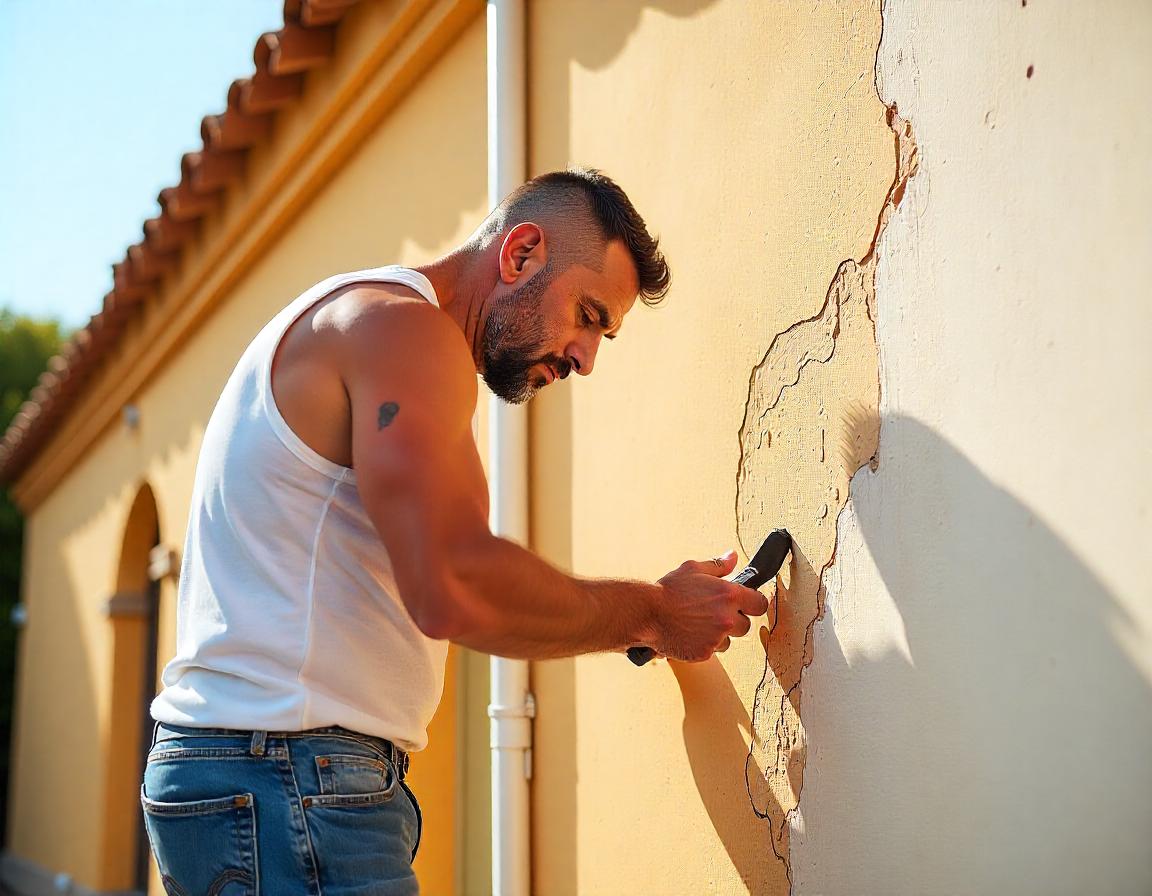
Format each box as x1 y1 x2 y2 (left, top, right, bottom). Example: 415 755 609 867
336 292 766 661
333 294 655 658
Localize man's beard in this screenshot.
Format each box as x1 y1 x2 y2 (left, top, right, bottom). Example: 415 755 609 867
481 265 571 404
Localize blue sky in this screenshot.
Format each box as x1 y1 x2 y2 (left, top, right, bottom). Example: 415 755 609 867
0 1 286 331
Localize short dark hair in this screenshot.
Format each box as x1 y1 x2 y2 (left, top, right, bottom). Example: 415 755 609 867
490 168 671 306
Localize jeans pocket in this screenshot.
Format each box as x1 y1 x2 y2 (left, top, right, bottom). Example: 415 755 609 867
303 753 398 807
140 786 259 896
301 754 418 891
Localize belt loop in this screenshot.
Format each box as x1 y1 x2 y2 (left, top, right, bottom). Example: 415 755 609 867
249 730 267 756
150 720 160 749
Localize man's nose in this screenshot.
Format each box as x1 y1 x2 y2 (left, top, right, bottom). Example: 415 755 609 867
567 333 601 376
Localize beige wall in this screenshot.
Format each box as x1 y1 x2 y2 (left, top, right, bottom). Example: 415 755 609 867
7 8 488 892
529 1 891 894
529 1 1151 895
794 2 1152 893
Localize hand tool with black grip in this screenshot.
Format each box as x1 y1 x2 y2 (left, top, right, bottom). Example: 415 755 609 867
626 529 792 666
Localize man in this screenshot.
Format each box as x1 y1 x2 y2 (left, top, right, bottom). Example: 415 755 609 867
142 169 770 894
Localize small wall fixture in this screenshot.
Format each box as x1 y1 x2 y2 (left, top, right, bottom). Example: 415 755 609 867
122 403 141 430
148 544 179 582
104 590 150 618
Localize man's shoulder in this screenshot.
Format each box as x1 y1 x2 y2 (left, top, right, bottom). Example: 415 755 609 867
319 284 455 350
321 284 477 404
319 280 436 323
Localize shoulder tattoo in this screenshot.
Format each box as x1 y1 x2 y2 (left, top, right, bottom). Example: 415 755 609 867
377 402 400 429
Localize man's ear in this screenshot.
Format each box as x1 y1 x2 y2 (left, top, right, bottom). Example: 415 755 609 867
498 222 547 283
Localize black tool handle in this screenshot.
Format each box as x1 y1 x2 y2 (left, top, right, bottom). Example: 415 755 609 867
627 529 792 667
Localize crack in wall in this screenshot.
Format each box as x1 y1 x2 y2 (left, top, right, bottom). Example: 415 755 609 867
735 26 919 888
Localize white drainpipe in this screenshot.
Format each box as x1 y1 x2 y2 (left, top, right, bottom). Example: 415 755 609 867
486 2 532 896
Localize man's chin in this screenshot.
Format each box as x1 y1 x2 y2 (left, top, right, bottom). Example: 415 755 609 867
482 376 541 405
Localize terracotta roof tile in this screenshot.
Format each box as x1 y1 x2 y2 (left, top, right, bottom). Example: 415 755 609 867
288 0 359 28
111 261 148 305
202 110 274 151
127 243 177 284
268 23 338 74
241 69 308 114
144 214 201 252
186 148 248 193
157 182 214 222
0 0 361 483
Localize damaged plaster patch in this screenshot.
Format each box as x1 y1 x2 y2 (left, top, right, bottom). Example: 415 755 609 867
736 100 918 887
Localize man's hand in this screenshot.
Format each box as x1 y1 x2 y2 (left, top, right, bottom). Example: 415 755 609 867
646 550 772 662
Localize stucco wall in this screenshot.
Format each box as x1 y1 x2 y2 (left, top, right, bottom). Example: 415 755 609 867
793 2 1152 893
532 1 1150 894
7 12 488 891
529 1 892 893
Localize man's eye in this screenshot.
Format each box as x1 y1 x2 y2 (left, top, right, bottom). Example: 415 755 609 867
579 305 614 339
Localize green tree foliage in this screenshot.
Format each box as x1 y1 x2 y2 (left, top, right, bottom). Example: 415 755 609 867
0 308 70 846
0 313 68 427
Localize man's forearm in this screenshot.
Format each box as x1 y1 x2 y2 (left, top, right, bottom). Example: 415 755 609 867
441 534 661 660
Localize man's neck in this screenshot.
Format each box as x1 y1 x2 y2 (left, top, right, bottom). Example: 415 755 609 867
414 248 492 371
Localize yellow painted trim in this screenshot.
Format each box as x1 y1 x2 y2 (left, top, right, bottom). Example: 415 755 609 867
12 0 482 512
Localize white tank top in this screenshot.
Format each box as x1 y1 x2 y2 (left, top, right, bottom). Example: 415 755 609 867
151 265 449 752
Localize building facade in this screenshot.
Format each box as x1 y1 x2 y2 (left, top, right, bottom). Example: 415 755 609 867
2 1 1149 894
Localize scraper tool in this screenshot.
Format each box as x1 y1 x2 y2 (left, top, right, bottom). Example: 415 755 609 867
626 529 792 666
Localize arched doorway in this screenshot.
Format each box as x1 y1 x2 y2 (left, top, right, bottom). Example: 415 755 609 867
100 483 166 893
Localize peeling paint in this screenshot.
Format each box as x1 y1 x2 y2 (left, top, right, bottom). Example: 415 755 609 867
736 89 919 889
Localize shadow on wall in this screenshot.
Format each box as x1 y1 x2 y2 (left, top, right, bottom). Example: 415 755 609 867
671 414 1152 895
528 2 725 892
554 0 724 71
529 0 725 170
796 414 1152 892
670 656 782 894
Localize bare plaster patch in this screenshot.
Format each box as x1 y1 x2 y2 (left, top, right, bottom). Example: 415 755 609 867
735 101 918 887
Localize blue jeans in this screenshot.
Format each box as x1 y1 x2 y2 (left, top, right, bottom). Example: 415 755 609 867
141 721 423 895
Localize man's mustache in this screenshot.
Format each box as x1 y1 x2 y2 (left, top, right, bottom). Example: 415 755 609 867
538 355 572 379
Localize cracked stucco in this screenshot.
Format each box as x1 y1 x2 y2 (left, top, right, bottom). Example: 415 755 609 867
528 1 907 892
737 98 918 887
787 1 1152 891
529 0 1150 891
